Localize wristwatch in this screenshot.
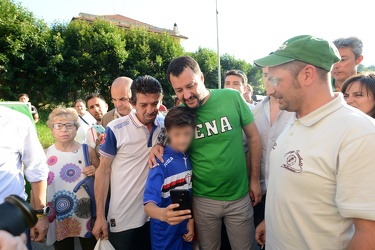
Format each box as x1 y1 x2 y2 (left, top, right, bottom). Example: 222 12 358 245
35 206 50 218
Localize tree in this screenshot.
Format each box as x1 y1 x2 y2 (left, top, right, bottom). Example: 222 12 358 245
0 0 50 102
58 19 128 103
122 28 184 106
189 47 219 89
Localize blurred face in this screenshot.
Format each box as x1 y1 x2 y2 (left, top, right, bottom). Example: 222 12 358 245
170 68 206 109
87 97 108 122
19 95 29 103
111 87 132 116
132 93 161 125
332 47 362 84
224 75 245 94
268 66 303 112
75 101 86 115
167 126 194 153
343 81 375 115
51 117 77 143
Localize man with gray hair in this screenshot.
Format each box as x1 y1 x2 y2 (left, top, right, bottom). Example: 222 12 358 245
332 36 364 91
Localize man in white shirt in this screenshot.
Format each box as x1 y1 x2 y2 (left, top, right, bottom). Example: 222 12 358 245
251 66 294 229
74 99 96 143
0 106 49 248
254 35 375 249
93 76 164 250
101 77 133 128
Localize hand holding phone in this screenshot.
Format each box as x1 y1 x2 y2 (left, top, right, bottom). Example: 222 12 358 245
170 189 193 218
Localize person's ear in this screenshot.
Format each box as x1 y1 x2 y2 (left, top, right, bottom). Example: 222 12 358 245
200 72 204 83
356 55 364 65
299 65 315 86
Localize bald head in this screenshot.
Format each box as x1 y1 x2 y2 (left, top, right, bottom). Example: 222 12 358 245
111 77 133 116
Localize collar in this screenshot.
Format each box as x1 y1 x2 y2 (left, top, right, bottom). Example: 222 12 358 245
298 93 344 127
128 110 163 128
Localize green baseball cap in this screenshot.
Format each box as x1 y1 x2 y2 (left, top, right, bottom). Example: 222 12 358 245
254 35 340 71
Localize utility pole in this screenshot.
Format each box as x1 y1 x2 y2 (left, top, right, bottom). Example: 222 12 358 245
216 0 221 89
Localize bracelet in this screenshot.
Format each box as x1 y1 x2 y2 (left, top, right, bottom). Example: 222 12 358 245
37 214 46 218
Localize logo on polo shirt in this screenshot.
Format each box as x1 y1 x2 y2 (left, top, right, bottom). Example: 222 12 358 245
164 157 174 167
185 173 192 185
281 150 303 173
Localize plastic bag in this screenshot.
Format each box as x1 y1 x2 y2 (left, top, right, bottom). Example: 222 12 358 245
94 239 116 250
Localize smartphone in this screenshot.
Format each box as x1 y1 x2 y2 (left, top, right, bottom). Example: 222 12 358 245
170 189 193 217
92 125 106 134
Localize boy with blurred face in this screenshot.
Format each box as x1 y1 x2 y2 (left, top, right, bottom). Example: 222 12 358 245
151 56 262 249
93 76 164 250
144 106 195 250
254 35 375 249
332 37 364 91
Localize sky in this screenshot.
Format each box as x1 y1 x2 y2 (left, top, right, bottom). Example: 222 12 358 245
18 0 375 66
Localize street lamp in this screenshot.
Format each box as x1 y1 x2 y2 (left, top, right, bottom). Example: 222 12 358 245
216 0 221 89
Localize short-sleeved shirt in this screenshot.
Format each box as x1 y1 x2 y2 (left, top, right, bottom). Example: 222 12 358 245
252 97 294 194
190 89 254 201
0 106 48 202
99 110 163 232
266 94 375 249
144 145 193 250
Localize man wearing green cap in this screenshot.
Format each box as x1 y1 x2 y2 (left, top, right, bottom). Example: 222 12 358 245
254 35 375 249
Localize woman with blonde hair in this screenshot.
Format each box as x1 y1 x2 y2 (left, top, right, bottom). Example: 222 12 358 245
45 107 99 250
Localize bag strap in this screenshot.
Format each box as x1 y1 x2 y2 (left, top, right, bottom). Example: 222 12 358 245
73 144 91 193
79 115 90 126
82 143 90 167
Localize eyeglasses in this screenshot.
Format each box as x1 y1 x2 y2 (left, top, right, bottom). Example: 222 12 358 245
52 123 76 130
268 77 280 87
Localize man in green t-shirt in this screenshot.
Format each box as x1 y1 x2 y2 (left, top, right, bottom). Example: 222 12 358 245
149 56 261 249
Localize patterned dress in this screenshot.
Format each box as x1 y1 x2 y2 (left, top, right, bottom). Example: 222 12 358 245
46 145 93 246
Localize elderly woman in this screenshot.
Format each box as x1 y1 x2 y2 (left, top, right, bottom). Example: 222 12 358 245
342 73 375 118
45 107 99 250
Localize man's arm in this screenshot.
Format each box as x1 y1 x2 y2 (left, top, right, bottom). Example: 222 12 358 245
30 181 48 242
92 156 112 240
347 218 375 249
243 122 262 206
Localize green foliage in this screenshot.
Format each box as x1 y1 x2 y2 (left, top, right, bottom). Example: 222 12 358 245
359 64 375 73
122 28 184 106
36 109 55 148
0 0 264 110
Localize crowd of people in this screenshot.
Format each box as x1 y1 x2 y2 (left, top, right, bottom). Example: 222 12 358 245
1 34 375 250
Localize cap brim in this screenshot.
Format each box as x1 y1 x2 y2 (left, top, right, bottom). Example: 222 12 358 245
254 54 295 68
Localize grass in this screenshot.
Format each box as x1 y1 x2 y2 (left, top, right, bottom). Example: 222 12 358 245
36 110 55 149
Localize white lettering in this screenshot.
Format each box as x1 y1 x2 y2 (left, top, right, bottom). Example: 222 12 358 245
204 120 218 136
195 124 204 139
221 117 233 132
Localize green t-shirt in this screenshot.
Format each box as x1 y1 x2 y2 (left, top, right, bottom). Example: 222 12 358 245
190 89 254 201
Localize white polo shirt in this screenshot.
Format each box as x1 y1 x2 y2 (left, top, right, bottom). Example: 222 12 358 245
266 94 375 249
99 110 163 232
